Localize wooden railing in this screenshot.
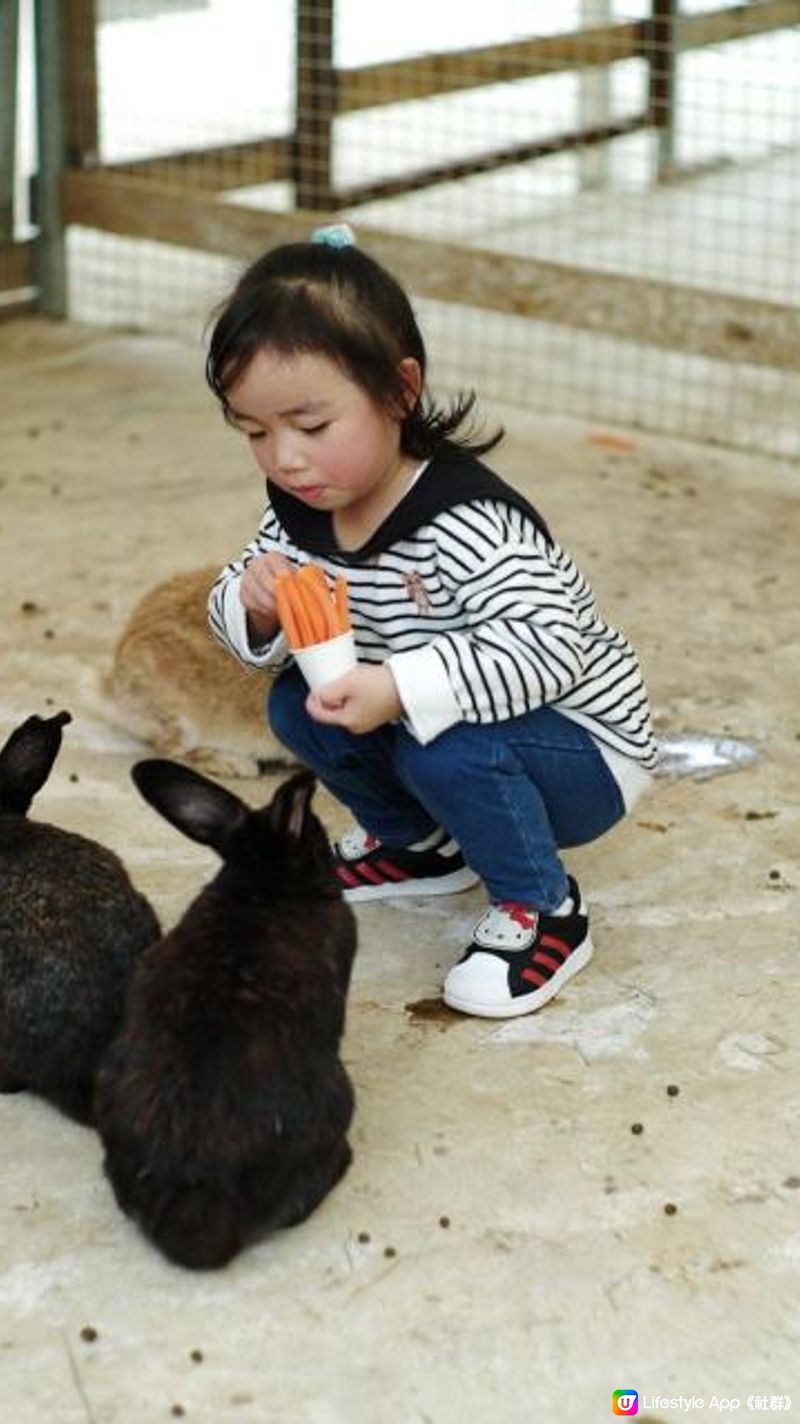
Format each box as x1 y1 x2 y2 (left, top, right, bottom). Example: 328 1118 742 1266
2 0 799 361
66 0 798 204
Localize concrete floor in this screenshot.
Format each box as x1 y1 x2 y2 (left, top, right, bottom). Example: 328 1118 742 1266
1 316 799 1423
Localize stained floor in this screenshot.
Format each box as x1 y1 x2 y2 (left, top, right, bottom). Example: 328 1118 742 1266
1 316 798 1424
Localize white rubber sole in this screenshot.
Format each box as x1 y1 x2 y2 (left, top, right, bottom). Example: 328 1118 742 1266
444 934 594 1018
342 864 480 904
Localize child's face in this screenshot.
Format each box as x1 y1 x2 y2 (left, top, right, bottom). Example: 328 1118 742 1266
226 348 413 511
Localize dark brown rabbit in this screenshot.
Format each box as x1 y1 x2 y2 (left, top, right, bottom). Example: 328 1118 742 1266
94 761 357 1270
0 710 160 1123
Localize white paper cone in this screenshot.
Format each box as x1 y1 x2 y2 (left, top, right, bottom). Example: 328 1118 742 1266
294 631 357 691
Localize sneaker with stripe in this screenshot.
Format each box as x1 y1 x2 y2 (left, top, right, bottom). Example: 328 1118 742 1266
334 826 479 903
443 877 592 1018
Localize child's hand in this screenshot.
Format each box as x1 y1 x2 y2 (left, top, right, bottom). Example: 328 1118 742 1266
241 552 294 643
306 664 402 734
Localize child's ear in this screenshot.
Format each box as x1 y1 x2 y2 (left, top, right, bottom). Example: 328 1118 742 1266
398 357 422 413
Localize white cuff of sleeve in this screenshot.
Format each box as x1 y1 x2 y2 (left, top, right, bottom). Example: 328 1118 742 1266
224 579 289 669
388 644 462 745
594 741 653 813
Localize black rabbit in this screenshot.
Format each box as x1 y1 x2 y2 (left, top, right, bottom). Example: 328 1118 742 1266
94 761 357 1270
0 710 160 1123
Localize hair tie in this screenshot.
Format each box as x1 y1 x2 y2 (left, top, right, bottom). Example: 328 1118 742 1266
310 223 356 249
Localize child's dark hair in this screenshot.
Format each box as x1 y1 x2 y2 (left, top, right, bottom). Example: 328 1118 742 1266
205 241 502 460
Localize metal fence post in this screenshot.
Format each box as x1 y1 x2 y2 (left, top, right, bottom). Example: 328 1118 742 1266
33 0 67 314
294 0 335 211
648 0 678 179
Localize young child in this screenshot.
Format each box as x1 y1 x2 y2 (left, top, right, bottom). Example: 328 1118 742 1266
206 225 658 1020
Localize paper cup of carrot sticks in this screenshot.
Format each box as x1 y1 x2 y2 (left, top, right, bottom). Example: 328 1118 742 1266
274 564 357 692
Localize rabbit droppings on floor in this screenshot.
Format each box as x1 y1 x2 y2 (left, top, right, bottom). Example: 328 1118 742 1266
94 762 358 1270
0 711 161 1123
108 565 295 779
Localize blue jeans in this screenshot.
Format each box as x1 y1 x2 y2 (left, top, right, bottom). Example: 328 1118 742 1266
268 668 626 911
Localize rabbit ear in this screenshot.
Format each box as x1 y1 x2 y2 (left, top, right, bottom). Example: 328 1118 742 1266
131 759 248 852
268 769 317 841
0 710 71 814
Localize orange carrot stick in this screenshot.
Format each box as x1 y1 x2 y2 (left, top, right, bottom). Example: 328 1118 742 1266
312 585 339 640
281 578 313 647
292 587 316 647
297 565 337 640
291 578 326 646
297 564 329 596
274 576 302 650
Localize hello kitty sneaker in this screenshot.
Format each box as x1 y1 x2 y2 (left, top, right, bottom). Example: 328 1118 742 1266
334 826 479 903
443 877 592 1018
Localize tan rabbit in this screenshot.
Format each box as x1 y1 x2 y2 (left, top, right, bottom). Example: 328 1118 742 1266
108 565 294 779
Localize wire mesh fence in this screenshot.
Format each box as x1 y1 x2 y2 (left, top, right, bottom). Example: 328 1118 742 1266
5 0 800 456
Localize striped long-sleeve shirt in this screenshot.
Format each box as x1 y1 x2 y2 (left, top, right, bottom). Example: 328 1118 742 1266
209 453 658 773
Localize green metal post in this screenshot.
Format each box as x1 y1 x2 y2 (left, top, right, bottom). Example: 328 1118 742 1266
33 0 67 314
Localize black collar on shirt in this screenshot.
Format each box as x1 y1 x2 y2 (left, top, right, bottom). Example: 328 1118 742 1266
266 451 552 565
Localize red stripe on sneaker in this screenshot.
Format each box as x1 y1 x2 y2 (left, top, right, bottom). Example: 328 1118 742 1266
533 950 562 972
521 966 548 986
374 859 410 882
355 861 385 884
337 866 361 888
539 933 569 956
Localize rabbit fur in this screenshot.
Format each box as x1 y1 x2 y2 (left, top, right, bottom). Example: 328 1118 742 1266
108 565 295 779
0 710 161 1124
94 761 357 1270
